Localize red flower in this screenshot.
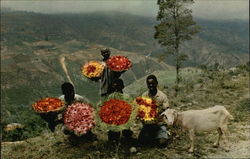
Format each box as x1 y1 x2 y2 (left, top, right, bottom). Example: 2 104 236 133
136 97 158 121
138 111 145 119
106 56 132 72
87 65 96 73
149 109 157 118
99 99 132 125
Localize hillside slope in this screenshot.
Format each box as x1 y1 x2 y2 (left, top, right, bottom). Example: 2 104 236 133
2 69 249 159
1 11 249 67
1 42 173 140
1 10 249 143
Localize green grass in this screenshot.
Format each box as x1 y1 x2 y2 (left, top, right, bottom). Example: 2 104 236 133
124 69 201 97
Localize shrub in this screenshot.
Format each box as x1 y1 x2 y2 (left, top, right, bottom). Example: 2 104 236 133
234 98 250 122
238 98 250 112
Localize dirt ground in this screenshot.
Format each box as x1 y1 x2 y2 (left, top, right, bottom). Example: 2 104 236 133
206 124 250 159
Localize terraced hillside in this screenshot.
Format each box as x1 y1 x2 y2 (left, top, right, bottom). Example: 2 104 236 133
1 11 249 67
1 10 249 142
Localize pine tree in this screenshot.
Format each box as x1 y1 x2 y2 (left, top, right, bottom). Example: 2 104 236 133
154 0 199 95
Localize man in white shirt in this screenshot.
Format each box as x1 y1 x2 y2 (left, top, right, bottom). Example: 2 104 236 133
59 82 97 145
46 82 89 132
59 82 89 105
138 75 170 148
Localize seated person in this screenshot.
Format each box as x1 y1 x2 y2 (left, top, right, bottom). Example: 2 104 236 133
46 82 89 132
59 82 96 144
59 82 89 105
138 75 170 148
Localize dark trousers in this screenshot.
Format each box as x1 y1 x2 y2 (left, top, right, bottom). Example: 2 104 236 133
138 124 159 146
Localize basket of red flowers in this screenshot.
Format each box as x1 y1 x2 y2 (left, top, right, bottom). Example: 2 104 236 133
97 93 137 132
106 55 132 72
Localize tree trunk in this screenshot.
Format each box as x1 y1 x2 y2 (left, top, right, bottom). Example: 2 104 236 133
175 58 180 97
175 43 180 97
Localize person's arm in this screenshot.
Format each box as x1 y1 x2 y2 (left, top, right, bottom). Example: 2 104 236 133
75 94 90 103
58 95 64 101
157 91 170 114
162 95 170 109
141 91 148 97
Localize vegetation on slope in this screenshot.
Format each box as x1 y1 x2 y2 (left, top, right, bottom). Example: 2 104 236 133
1 65 249 159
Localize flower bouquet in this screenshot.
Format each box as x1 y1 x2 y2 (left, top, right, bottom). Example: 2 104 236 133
81 61 104 81
136 97 158 124
63 102 95 136
32 97 65 113
32 97 65 123
106 55 132 72
97 93 137 132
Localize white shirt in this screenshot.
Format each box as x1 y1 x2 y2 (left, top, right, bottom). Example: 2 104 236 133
58 94 90 103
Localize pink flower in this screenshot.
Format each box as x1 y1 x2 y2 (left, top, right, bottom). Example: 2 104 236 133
63 102 95 135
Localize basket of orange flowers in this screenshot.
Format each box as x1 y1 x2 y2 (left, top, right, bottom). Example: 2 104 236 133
32 97 65 123
81 61 104 81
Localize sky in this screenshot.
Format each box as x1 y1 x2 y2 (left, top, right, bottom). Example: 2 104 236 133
1 0 249 20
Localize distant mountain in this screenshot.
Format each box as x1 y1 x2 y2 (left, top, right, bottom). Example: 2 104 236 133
0 7 13 13
1 11 249 67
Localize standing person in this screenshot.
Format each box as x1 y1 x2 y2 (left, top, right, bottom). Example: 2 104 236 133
100 48 122 97
138 75 170 148
100 48 113 97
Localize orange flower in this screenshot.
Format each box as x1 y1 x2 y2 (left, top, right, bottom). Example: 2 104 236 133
32 98 64 113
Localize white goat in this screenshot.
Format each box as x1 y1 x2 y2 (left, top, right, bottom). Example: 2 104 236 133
161 105 234 152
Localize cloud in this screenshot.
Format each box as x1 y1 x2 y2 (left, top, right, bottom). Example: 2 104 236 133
192 0 249 20
1 0 249 20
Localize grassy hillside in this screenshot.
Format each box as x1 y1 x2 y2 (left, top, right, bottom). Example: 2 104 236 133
1 68 249 159
1 10 249 145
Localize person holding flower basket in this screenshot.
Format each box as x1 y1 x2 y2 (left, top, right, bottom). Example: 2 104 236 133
81 48 132 97
32 82 91 133
63 101 96 145
137 75 170 148
57 82 97 145
57 82 90 132
32 97 65 132
97 78 137 146
100 48 132 97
